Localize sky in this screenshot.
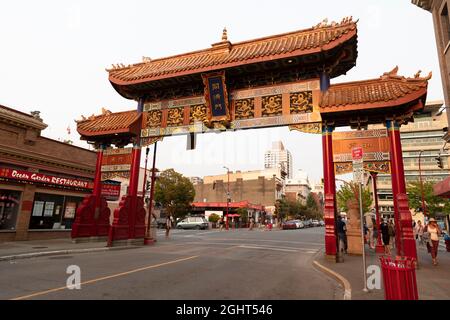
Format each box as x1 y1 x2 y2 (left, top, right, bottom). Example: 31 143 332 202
0 0 442 184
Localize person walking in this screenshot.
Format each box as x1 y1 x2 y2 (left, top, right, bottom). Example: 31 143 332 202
364 211 375 249
249 217 254 231
424 218 442 266
219 217 224 231
337 215 348 254
165 214 173 238
415 220 424 245
388 219 396 250
380 218 391 255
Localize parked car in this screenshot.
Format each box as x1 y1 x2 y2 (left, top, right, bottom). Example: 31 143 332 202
282 220 298 230
303 220 312 228
176 217 209 230
292 220 304 229
319 220 325 227
312 220 320 227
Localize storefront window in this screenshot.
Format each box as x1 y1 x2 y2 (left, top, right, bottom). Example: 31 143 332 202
0 190 21 230
29 193 84 230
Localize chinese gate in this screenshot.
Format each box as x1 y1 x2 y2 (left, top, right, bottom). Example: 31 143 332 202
73 17 430 261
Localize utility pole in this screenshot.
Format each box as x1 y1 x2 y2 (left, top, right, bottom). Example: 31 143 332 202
223 166 230 231
418 150 427 216
144 142 158 245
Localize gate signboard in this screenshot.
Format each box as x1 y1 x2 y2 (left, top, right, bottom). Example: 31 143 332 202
333 129 391 175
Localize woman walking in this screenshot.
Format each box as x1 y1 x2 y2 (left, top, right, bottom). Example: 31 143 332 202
380 219 391 255
425 218 442 266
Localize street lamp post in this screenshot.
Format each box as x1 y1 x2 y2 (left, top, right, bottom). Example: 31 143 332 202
370 172 384 254
223 166 230 231
144 142 158 245
418 150 427 217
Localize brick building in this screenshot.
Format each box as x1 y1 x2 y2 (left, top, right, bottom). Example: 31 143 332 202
0 104 96 242
193 168 286 214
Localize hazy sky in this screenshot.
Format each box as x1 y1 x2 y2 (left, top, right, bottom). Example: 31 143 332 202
0 0 442 183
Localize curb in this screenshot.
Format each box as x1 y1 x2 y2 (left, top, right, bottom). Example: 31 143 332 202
313 260 352 300
0 246 140 262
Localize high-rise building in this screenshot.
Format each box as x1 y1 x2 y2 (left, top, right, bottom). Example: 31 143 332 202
412 1 450 142
368 101 449 219
264 141 293 178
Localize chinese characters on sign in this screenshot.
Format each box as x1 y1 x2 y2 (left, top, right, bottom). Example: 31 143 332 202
202 71 229 122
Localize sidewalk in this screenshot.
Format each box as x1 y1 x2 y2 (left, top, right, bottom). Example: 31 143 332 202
0 238 139 261
315 241 450 300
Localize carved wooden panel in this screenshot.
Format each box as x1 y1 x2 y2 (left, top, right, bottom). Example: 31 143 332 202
261 94 282 117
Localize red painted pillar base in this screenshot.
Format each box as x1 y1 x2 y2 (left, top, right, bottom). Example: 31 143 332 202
398 194 417 260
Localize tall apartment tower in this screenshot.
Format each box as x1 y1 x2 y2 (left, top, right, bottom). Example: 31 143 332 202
264 141 293 178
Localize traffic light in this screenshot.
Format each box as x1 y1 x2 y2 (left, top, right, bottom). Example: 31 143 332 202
146 180 151 191
436 155 444 169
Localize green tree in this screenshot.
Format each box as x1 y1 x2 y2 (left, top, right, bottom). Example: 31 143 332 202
275 199 291 221
154 169 195 221
407 181 450 217
237 208 248 223
208 213 220 224
337 182 372 213
306 193 318 212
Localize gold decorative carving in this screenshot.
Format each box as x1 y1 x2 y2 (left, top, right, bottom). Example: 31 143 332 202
141 136 164 147
146 110 162 128
167 107 184 127
235 98 255 120
261 94 282 117
190 104 208 124
290 91 313 114
289 122 322 134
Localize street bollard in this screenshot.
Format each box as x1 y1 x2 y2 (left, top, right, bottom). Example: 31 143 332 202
379 256 418 300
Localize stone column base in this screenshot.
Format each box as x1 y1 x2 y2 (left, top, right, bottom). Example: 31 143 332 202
347 228 363 255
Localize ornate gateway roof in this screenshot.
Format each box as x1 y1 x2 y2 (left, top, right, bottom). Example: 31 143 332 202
320 67 430 126
107 17 358 100
76 109 141 142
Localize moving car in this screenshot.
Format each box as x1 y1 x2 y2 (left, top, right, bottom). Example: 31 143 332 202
176 217 209 230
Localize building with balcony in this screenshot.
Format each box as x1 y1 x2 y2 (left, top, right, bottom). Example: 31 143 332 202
368 101 449 219
413 1 450 142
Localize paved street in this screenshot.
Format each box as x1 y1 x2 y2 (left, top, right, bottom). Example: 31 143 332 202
0 227 342 300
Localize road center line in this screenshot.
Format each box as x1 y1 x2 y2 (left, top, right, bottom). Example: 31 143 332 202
10 255 199 300
237 245 298 253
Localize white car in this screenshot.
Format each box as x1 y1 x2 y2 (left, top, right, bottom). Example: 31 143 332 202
176 217 209 230
293 220 305 229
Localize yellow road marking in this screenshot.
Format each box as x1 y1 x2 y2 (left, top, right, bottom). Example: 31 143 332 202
10 255 199 300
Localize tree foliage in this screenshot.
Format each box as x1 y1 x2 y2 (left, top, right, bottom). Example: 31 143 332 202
237 208 248 222
337 182 372 213
407 181 450 217
208 213 220 223
275 198 323 221
154 169 195 221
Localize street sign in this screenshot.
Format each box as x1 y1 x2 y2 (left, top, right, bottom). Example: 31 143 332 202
352 147 364 183
352 147 363 161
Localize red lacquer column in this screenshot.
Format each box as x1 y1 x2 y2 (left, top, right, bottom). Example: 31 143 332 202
127 144 142 239
93 145 104 215
387 120 417 260
322 124 337 257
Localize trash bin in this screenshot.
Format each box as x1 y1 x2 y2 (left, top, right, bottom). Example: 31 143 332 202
379 256 418 300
